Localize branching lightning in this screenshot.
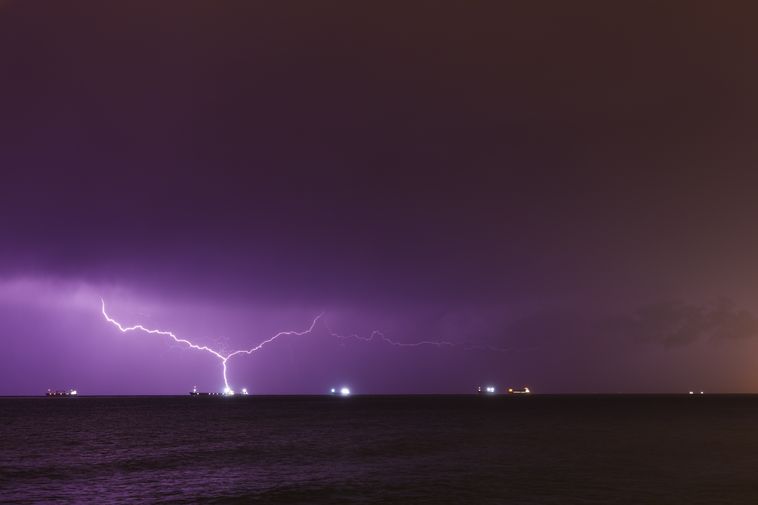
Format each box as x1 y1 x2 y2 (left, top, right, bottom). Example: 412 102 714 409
101 298 503 393
326 327 455 348
101 298 322 393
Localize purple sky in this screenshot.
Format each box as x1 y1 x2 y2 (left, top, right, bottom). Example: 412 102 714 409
2 2 758 394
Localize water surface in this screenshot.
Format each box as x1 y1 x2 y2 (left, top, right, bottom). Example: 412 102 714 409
1 395 757 504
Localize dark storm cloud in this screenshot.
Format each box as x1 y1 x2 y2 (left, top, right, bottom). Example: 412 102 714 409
1 1 757 307
606 300 758 348
498 300 758 351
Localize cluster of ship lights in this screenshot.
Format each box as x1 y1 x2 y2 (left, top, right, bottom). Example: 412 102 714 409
222 387 250 396
191 385 354 397
190 386 249 396
477 386 531 395
46 389 77 397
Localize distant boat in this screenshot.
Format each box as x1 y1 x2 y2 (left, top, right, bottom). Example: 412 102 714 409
188 386 248 396
189 386 222 396
330 387 351 396
507 386 531 394
46 389 77 397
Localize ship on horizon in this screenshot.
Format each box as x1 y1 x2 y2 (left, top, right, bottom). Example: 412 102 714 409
508 386 531 394
189 386 248 396
476 385 532 395
189 385 222 396
46 388 77 397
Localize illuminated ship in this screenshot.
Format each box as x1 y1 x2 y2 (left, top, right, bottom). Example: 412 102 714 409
46 389 78 397
507 386 531 394
330 387 351 396
477 386 496 394
189 385 222 396
189 386 248 396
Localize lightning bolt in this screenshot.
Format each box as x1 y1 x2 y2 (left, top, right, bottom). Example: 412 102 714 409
100 299 504 393
101 298 323 393
326 328 455 348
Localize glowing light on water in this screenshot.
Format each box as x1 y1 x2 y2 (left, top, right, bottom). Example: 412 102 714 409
340 387 351 396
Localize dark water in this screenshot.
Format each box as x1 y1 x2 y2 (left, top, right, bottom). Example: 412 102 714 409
2 395 758 504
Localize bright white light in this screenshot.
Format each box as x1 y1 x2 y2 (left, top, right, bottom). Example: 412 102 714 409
192 385 197 393
69 389 77 396
485 386 495 393
524 387 530 394
224 387 235 396
689 391 694 395
340 387 351 396
241 388 249 395
330 388 336 394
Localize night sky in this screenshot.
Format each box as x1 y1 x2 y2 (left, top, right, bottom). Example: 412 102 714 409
2 2 758 395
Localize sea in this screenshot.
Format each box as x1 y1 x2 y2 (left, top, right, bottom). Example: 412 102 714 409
1 395 757 504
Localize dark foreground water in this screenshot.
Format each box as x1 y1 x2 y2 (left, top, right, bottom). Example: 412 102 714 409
2 395 758 504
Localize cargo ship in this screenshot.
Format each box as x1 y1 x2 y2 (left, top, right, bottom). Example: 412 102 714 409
189 386 222 396
46 389 78 397
189 386 248 396
507 386 531 394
